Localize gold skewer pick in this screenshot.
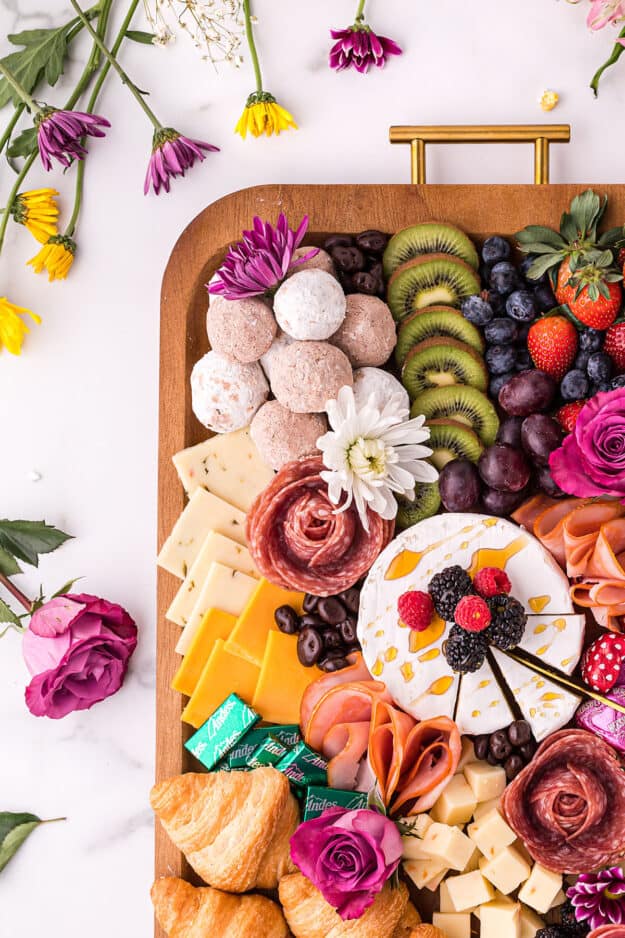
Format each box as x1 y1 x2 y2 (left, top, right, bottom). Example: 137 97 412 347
504 646 625 715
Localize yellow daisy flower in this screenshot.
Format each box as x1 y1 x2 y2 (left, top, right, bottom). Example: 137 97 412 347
235 92 297 139
0 297 41 356
12 188 60 244
28 235 76 282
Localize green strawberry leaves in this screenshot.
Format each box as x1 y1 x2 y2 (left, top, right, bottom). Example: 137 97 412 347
0 813 64 874
0 520 72 574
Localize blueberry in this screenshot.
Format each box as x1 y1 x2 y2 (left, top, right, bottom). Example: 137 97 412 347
574 350 591 372
506 290 537 323
590 381 612 395
516 323 531 345
489 371 515 397
461 294 494 326
479 264 492 286
587 352 613 383
579 329 604 352
482 236 511 265
486 290 507 316
611 374 625 389
561 369 590 401
534 283 557 312
484 317 519 345
515 348 532 371
486 344 518 376
489 262 520 296
520 254 548 284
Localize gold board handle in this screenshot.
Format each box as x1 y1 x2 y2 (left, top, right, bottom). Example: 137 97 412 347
389 124 571 185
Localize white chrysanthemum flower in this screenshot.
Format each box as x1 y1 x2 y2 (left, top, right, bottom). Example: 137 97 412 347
317 385 439 531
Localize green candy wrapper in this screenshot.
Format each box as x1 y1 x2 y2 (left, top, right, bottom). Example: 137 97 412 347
184 693 259 771
303 786 369 820
247 736 289 769
226 724 301 770
276 741 328 788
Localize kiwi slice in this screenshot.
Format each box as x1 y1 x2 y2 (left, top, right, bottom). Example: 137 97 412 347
410 386 499 446
426 419 484 470
401 337 488 399
387 254 481 322
383 223 479 279
395 308 484 366
395 481 441 530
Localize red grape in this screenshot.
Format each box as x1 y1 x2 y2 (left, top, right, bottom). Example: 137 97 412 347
439 459 481 512
482 487 527 516
478 443 530 493
498 370 557 416
520 414 564 466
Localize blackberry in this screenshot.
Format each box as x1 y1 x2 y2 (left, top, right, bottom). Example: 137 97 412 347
444 625 488 673
428 565 474 620
560 900 589 935
485 594 527 649
536 929 571 938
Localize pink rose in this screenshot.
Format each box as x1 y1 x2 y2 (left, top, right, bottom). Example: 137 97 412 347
550 389 625 500
289 807 402 920
22 593 137 719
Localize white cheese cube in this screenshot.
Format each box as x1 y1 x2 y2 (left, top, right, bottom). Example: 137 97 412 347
514 839 533 866
175 562 258 655
424 867 449 892
480 900 521 938
479 845 531 895
420 822 475 871
551 889 566 909
455 737 477 773
467 808 516 859
446 870 495 911
462 847 480 873
473 891 514 921
172 427 274 509
473 795 502 822
464 761 507 802
430 775 477 826
432 912 471 938
400 814 433 860
519 904 545 938
518 864 563 914
440 877 478 914
158 488 247 578
403 857 448 890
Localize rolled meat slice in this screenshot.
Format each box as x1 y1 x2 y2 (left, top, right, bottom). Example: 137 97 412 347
368 699 416 805
246 456 394 596
501 729 625 873
299 652 371 731
391 717 461 816
303 680 390 752
588 928 625 938
531 498 589 567
587 518 625 580
323 721 371 790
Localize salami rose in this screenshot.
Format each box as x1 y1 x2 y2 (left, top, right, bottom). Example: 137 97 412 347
246 456 394 596
501 729 625 873
589 928 625 938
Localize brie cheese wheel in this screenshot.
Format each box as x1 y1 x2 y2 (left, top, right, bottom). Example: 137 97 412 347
357 513 584 741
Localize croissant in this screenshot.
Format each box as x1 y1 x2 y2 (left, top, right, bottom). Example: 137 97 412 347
150 767 298 892
392 903 422 938
278 872 409 938
151 876 290 938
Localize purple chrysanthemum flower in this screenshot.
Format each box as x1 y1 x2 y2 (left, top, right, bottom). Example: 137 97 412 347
208 213 319 300
567 867 625 931
144 127 219 196
329 25 402 74
36 107 110 172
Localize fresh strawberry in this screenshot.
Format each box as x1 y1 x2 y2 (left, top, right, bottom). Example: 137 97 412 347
618 247 625 270
556 257 623 330
527 315 578 380
581 634 625 693
398 590 434 632
604 321 625 372
556 400 586 432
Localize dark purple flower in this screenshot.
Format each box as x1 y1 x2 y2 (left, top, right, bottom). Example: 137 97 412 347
144 127 219 195
329 25 402 74
36 107 110 172
290 807 402 920
568 867 625 931
22 593 137 719
208 213 319 300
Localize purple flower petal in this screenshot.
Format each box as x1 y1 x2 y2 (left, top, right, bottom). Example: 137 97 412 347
37 108 109 172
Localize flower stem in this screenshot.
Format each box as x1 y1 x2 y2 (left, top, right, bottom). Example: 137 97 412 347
590 24 625 96
0 63 40 114
68 0 162 130
66 0 114 110
355 0 367 24
0 573 32 612
65 158 85 238
40 817 67 825
86 0 141 111
0 150 37 254
243 0 264 94
0 103 25 155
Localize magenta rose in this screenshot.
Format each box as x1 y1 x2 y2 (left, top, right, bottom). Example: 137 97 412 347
550 389 625 499
22 593 137 719
289 807 402 920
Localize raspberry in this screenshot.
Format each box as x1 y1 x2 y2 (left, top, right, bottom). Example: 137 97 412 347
454 595 492 633
473 567 512 598
398 590 434 632
581 634 625 692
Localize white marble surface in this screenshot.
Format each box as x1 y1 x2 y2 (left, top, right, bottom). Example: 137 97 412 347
0 0 624 934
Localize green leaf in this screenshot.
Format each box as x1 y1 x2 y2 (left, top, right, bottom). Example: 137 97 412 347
0 547 21 577
570 190 604 238
125 29 156 44
51 578 80 598
516 226 565 250
560 212 579 244
0 599 22 628
7 126 37 159
0 520 72 568
0 22 75 109
0 813 40 873
527 254 562 281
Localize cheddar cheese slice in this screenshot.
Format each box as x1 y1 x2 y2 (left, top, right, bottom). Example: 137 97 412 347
166 531 259 626
252 631 323 725
225 578 305 667
181 639 260 728
172 609 236 698
176 562 258 655
172 427 274 510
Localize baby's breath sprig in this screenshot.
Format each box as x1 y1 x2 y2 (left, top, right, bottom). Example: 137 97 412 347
143 0 245 66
